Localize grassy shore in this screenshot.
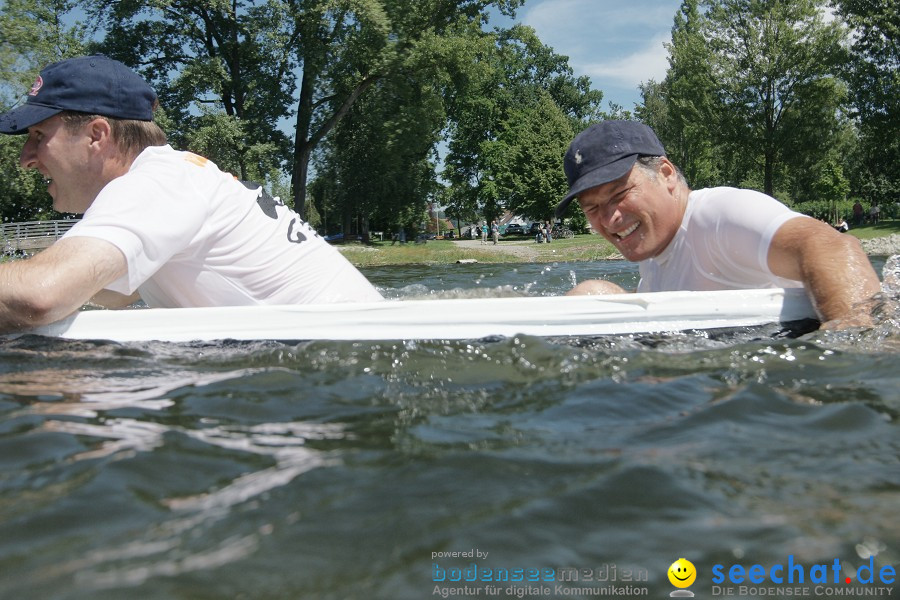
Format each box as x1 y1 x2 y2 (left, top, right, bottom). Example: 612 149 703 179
337 219 900 267
844 219 900 240
337 234 619 267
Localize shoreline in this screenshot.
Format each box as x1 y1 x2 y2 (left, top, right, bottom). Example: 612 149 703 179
337 233 900 267
859 233 900 256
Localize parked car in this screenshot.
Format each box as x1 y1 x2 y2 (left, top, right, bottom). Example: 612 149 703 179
504 223 525 236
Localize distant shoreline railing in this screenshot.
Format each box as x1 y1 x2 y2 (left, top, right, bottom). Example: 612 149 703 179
1 219 80 253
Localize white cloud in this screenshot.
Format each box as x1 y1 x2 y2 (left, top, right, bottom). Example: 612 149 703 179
581 33 671 88
518 0 679 95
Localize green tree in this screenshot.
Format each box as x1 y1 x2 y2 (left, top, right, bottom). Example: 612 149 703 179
793 156 851 220
0 137 56 223
91 0 294 184
286 0 523 218
834 0 899 131
92 0 523 220
704 0 849 197
319 19 508 238
652 0 720 188
325 63 444 239
0 0 88 99
833 0 899 211
487 90 573 221
443 24 602 224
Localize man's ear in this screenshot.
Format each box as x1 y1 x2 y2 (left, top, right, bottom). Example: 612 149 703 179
658 157 679 191
87 117 112 147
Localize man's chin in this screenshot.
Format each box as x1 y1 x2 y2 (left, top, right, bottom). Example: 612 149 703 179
52 201 77 215
52 196 84 214
603 232 644 262
615 244 653 263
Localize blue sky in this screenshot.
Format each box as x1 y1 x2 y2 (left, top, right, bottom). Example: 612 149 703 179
493 0 684 111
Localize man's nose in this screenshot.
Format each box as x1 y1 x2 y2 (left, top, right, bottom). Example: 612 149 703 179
600 204 622 229
20 138 38 169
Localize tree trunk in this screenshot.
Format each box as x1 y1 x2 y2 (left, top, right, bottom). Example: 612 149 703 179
290 68 316 219
342 209 353 239
361 215 370 243
764 153 774 197
290 71 380 222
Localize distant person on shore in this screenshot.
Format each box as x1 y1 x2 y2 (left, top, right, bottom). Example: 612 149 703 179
0 55 382 334
834 218 849 233
853 200 864 226
869 203 880 225
481 222 488 244
558 120 880 328
491 220 500 245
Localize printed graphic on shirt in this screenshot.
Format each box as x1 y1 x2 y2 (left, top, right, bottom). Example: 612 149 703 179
237 179 317 244
256 188 279 219
287 219 307 244
239 180 279 219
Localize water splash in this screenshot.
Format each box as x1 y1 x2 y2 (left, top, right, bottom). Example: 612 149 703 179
872 254 900 337
881 254 900 297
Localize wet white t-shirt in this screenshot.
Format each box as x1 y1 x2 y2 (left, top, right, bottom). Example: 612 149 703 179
63 145 383 308
637 187 807 292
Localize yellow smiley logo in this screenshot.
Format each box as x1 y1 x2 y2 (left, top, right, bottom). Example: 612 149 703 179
668 558 697 588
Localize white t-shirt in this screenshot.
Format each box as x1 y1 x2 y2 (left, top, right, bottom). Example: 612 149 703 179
63 145 383 308
637 187 807 292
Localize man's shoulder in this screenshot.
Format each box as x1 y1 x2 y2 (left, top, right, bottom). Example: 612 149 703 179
691 187 791 212
686 187 800 233
691 186 769 201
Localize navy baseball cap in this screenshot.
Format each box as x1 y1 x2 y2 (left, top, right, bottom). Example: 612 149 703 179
0 55 157 134
556 120 666 217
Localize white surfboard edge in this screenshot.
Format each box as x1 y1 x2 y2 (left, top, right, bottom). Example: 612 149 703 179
17 288 817 343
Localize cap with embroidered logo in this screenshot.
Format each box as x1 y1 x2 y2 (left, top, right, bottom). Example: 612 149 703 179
556 120 666 218
0 55 157 134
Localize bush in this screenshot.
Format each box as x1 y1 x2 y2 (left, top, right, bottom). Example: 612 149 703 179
792 198 855 222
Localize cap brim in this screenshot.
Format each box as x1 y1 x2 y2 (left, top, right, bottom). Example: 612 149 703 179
555 154 638 218
0 103 63 134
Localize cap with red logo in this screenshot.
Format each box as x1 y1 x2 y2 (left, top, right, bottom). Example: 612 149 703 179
0 55 157 134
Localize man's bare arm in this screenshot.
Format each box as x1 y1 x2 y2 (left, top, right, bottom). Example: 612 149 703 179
0 237 129 332
768 217 881 326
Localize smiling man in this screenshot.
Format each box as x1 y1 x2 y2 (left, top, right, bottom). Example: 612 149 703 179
0 55 382 333
558 120 880 327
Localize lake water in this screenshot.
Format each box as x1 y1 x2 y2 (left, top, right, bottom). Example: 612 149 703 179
1 259 897 600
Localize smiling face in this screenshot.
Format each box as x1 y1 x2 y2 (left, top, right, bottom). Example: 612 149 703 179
19 114 106 214
668 558 697 588
576 159 687 263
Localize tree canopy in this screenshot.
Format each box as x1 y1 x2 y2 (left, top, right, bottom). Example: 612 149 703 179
639 0 896 219
0 0 896 231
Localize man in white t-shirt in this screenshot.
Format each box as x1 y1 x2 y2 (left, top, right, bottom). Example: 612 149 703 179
0 55 382 333
556 121 880 328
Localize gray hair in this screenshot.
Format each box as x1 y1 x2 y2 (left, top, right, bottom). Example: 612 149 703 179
635 155 688 187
